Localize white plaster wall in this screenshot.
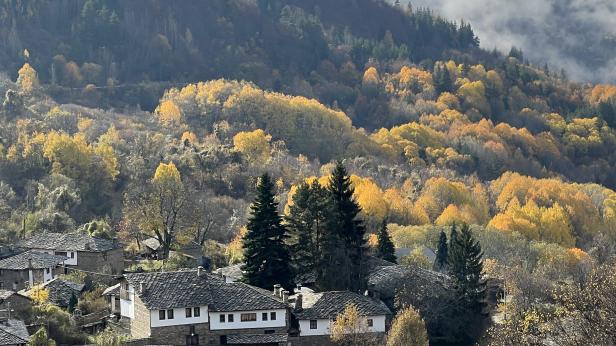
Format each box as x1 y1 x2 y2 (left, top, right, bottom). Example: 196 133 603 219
298 315 387 336
43 267 54 282
120 285 135 319
298 319 331 336
150 306 209 327
209 309 286 330
55 251 77 266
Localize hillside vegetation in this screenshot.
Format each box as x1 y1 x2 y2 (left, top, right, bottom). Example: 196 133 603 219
1 0 616 344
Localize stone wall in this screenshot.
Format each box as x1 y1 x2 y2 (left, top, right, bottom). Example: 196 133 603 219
0 293 32 320
207 326 288 346
0 270 28 291
129 295 151 340
76 248 123 275
150 322 210 345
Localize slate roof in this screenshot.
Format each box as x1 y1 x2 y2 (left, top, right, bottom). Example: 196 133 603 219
227 333 288 344
367 264 451 301
124 269 287 312
31 279 84 307
19 232 119 252
291 291 391 320
0 291 15 300
208 281 287 312
0 251 66 270
141 238 161 251
125 270 219 310
0 320 29 345
102 283 120 296
214 263 243 281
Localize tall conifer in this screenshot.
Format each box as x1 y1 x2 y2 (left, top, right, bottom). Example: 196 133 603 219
376 220 397 263
242 173 293 290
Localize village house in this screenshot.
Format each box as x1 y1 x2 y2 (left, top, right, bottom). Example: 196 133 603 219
18 232 123 275
23 278 84 309
288 288 391 345
118 268 289 345
0 318 29 346
0 291 31 321
0 251 66 291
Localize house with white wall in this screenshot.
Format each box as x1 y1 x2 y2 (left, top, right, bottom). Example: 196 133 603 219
118 268 289 345
0 251 66 291
18 232 123 276
288 289 391 344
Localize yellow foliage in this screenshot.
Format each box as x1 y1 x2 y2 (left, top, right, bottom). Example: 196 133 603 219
153 162 181 186
589 84 616 104
368 233 378 247
17 63 39 93
363 67 380 85
399 66 433 91
436 92 460 110
156 100 183 125
30 286 49 305
457 80 490 115
233 129 272 163
227 227 247 264
180 131 198 144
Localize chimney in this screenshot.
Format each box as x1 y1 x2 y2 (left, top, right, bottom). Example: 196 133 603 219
282 290 289 303
27 259 32 269
294 293 303 311
273 284 281 297
139 282 145 294
197 266 204 277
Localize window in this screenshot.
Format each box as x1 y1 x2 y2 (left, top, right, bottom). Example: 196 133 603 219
159 310 166 320
186 308 192 318
189 325 196 335
228 314 234 322
167 309 174 319
194 307 200 317
264 330 275 334
220 314 225 323
240 313 256 322
310 320 317 329
220 335 227 345
70 252 74 258
367 318 373 327
262 312 268 321
270 312 276 320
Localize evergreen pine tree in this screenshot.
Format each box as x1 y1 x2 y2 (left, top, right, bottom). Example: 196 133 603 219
433 62 453 94
376 220 397 263
286 180 332 282
242 173 294 290
448 224 486 311
433 230 448 272
327 161 366 292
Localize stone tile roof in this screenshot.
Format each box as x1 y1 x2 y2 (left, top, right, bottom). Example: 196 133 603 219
226 333 288 344
31 279 84 307
124 269 287 312
367 264 451 301
291 291 391 320
208 281 287 312
214 263 243 281
0 320 29 345
0 251 66 270
125 270 219 310
141 238 161 251
19 232 119 252
0 291 15 300
102 283 120 296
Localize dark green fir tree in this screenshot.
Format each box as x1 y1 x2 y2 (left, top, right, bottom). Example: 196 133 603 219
242 173 294 290
327 161 366 292
67 292 78 313
433 230 448 272
286 180 333 282
376 220 396 263
448 224 486 310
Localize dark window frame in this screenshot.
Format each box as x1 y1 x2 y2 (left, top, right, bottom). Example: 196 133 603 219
228 314 234 322
194 307 200 317
310 320 317 329
240 313 257 322
367 318 373 327
167 309 174 319
220 314 225 323
159 310 166 320
185 308 192 318
262 312 268 321
270 311 277 320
